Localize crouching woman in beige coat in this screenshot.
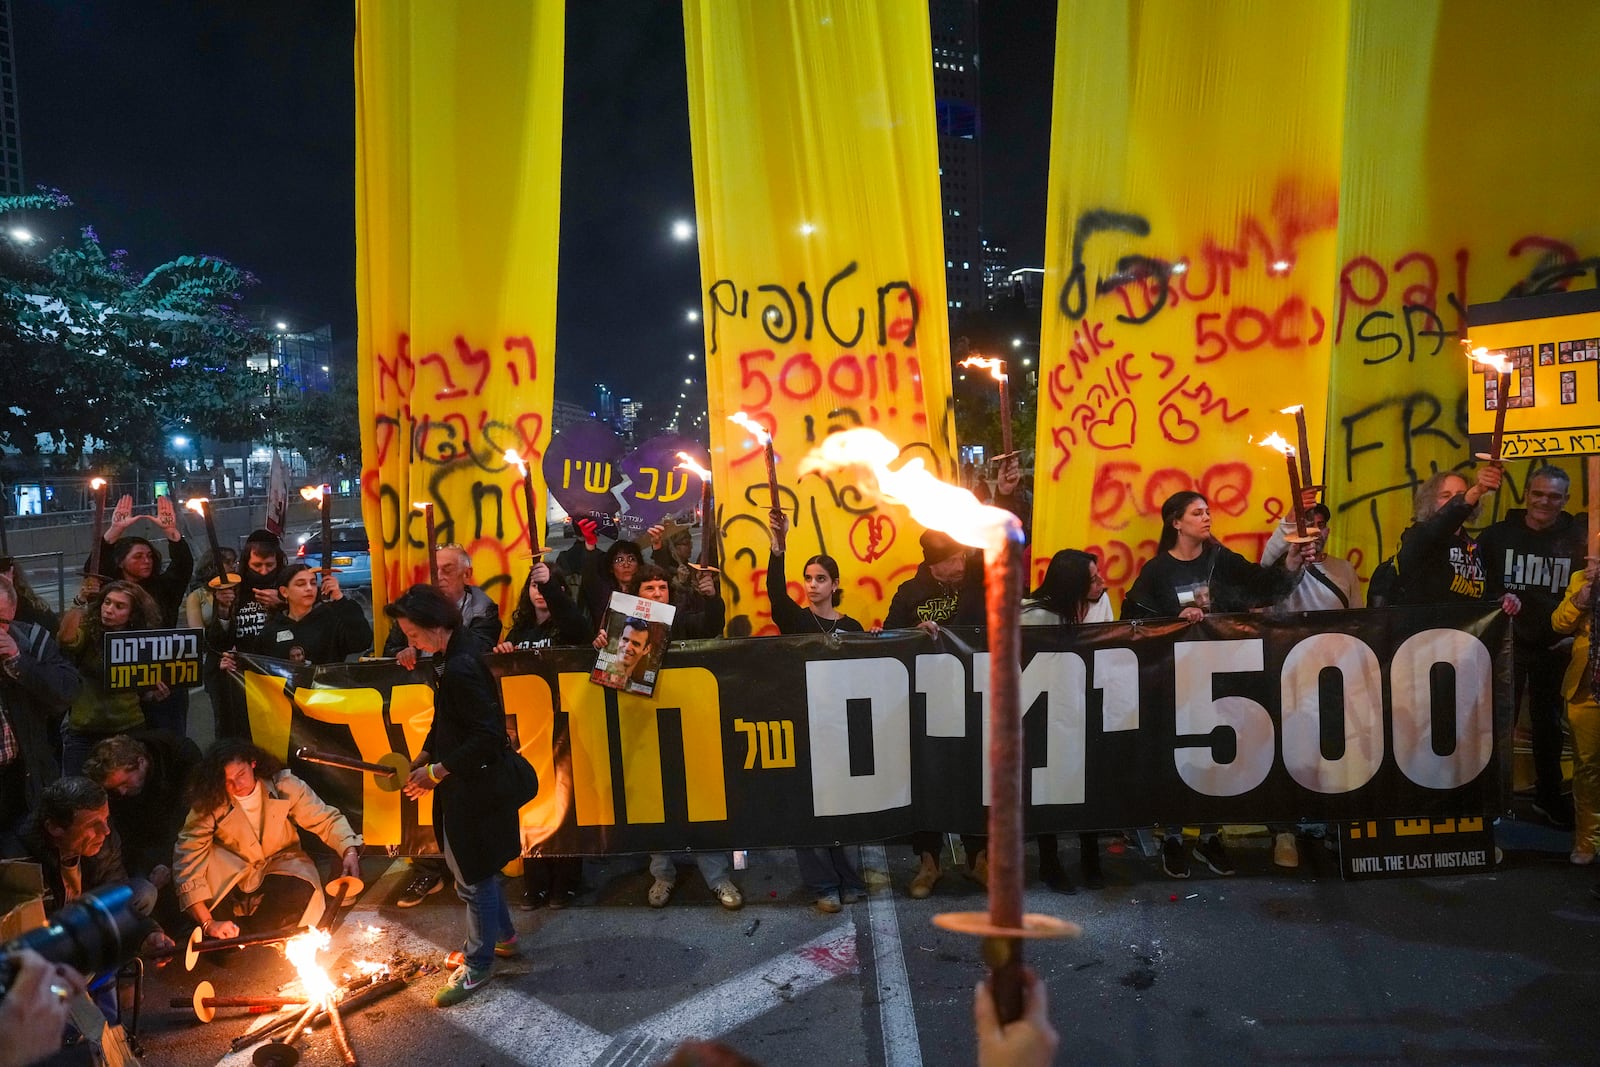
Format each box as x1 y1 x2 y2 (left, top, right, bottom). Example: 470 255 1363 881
174 739 362 939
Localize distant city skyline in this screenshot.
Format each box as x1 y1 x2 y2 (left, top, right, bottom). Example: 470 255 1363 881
10 2 1055 420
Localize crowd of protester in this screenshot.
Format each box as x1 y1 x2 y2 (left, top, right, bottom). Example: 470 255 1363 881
0 453 1592 1047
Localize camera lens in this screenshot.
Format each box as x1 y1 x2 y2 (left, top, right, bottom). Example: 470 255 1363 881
3 883 150 979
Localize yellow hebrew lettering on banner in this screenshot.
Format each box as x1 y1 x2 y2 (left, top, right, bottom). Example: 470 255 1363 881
685 0 956 632
242 671 295 761
388 683 436 826
296 688 399 847
498 673 563 846
355 1 564 647
560 673 615 827
1033 0 1346 600
616 668 726 825
1326 1 1600 569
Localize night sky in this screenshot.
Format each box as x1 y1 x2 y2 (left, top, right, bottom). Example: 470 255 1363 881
12 1 1054 414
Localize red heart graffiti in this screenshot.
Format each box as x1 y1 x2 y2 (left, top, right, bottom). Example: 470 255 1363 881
849 514 897 563
1158 404 1200 445
1086 397 1137 450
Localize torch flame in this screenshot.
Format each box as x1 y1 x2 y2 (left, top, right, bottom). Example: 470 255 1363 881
90 477 107 491
1278 404 1304 415
183 497 208 516
1467 348 1512 373
675 451 712 482
503 448 528 475
284 928 336 1004
412 500 431 511
299 485 325 504
351 960 389 976
728 411 771 444
799 429 1018 553
958 355 1008 382
1258 431 1295 457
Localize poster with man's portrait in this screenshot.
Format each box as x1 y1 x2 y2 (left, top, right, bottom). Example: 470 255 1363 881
591 591 675 697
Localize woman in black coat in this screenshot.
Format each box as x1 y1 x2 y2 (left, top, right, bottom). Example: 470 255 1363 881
390 584 521 1008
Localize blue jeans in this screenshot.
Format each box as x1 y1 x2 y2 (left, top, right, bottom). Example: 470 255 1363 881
442 840 513 972
795 847 866 896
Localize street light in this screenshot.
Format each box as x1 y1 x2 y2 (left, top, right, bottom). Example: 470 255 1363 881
171 435 189 449
1012 337 1024 349
671 219 695 242
685 309 700 323
8 227 36 244
687 353 696 361
275 321 289 331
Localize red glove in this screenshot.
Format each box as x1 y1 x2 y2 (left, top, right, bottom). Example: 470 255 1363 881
576 517 598 549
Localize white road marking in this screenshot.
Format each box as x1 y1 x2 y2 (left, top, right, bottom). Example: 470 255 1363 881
861 844 924 1067
217 907 860 1065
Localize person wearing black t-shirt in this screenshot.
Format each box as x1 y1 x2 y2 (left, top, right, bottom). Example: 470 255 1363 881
767 512 869 912
1121 490 1306 880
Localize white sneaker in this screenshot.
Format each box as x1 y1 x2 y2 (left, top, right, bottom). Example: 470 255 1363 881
712 880 743 910
1570 849 1596 866
1273 832 1299 869
648 878 674 908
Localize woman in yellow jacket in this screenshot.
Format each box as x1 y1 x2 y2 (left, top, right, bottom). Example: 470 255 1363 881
1548 564 1600 864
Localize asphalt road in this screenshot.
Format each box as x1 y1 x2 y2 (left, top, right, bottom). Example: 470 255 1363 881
128 816 1599 1067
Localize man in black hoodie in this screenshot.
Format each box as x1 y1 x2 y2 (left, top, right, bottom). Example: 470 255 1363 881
206 529 286 739
1479 465 1588 829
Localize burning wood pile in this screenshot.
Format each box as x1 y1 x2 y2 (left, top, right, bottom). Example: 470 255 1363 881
174 922 440 1066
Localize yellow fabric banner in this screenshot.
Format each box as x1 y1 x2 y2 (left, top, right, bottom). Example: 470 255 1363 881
1327 0 1600 567
1032 0 1348 599
354 1 565 645
684 0 957 632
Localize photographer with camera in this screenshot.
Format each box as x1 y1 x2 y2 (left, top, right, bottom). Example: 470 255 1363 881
3 777 171 1025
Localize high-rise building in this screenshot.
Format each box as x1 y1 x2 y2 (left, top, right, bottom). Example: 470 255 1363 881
982 237 1010 308
929 0 981 322
0 0 23 197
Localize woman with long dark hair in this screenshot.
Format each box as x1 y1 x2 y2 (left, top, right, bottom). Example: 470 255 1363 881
768 512 870 912
174 739 362 937
58 580 164 775
1022 549 1113 891
391 584 523 1007
1121 490 1306 879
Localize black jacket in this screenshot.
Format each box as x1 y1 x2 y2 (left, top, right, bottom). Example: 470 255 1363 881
243 598 371 664
1121 542 1296 619
0 620 79 828
503 575 592 648
1478 508 1588 649
91 537 194 628
5 815 129 914
108 729 201 879
766 551 865 635
884 555 985 629
383 585 502 655
1392 496 1487 606
423 629 520 885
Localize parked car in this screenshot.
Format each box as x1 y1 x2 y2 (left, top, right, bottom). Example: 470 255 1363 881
297 519 372 591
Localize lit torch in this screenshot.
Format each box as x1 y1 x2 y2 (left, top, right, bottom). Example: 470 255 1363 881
183 497 238 588
729 412 781 520
86 477 109 582
300 485 334 582
798 428 1076 1024
1259 433 1312 542
411 501 437 585
959 356 1013 457
1278 404 1315 491
503 448 544 556
676 451 716 566
1466 345 1514 462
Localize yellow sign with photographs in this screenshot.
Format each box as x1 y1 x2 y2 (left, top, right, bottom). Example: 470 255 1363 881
1466 290 1600 460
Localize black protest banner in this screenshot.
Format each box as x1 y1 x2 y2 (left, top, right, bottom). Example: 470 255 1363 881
103 627 204 691
234 604 1511 856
